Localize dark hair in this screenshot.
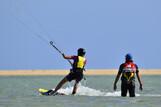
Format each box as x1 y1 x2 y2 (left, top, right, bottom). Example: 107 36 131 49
78 48 86 56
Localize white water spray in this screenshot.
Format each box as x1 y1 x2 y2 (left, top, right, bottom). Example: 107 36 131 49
54 84 140 97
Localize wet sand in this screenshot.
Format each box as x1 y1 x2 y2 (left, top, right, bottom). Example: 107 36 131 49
0 69 161 76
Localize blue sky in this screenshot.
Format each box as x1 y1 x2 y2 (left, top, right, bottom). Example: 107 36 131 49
0 0 161 70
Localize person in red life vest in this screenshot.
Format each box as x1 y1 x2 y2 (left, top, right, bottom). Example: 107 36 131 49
113 53 143 97
45 48 86 96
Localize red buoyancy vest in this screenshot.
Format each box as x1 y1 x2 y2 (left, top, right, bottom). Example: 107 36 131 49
122 62 137 81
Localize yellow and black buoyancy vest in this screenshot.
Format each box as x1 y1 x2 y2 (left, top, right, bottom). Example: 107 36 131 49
73 56 86 70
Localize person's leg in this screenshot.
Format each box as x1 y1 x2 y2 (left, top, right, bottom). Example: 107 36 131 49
49 77 68 95
54 77 68 92
121 81 127 97
129 82 135 97
72 81 79 95
72 71 83 95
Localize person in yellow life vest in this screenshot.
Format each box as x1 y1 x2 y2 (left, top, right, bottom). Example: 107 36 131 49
45 48 86 95
113 53 143 97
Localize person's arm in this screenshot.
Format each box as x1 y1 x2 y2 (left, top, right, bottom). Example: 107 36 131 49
113 73 121 91
83 59 87 70
62 53 73 59
136 66 143 91
113 65 122 91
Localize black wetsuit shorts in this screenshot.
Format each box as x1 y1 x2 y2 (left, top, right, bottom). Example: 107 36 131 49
66 69 83 83
121 80 135 97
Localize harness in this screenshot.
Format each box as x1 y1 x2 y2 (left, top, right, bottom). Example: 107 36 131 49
122 62 136 81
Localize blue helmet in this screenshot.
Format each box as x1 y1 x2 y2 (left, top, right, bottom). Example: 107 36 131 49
125 53 133 61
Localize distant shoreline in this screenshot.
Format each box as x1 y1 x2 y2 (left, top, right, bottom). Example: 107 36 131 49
0 69 161 76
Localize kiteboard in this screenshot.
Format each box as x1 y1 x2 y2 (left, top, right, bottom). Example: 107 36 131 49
38 88 66 96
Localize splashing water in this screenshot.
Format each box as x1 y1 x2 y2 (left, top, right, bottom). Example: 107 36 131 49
54 84 140 96
39 83 160 97
58 85 105 96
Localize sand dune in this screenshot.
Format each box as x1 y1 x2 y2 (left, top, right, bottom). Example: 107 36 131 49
0 69 161 76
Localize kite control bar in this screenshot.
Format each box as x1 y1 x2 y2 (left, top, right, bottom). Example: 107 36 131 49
49 41 73 66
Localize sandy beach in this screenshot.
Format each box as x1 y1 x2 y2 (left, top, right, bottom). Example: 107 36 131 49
0 69 161 76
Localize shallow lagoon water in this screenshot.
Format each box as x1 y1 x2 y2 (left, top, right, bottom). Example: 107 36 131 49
0 75 161 107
